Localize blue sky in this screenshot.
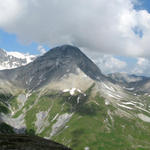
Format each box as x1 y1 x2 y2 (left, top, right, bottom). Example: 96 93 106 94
134 0 150 12
0 29 49 54
0 0 150 75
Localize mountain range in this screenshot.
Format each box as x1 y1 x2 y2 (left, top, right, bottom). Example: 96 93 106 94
0 45 150 150
108 72 150 93
0 48 35 70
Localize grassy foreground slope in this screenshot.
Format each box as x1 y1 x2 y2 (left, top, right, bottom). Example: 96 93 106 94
1 85 150 150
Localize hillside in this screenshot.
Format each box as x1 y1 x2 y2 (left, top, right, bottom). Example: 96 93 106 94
0 134 71 150
0 45 150 150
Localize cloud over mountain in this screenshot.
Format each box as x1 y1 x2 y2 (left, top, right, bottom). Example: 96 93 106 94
1 0 150 75
0 0 150 57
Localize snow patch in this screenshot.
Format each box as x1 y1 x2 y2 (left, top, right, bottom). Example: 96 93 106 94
8 51 35 63
138 114 150 122
107 93 120 100
51 113 59 122
77 96 80 104
63 88 83 95
122 102 135 106
117 104 133 110
70 88 76 95
102 82 115 92
105 100 110 105
124 87 134 91
135 106 150 114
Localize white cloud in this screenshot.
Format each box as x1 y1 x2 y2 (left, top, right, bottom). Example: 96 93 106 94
132 57 150 75
0 0 23 26
1 0 150 58
1 0 150 75
37 45 46 55
93 55 127 74
137 57 149 66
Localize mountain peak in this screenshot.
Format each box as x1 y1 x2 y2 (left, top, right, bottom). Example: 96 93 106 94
39 44 103 80
45 45 83 59
0 45 104 90
52 44 81 51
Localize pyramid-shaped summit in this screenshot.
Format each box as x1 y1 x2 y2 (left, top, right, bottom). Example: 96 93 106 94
0 45 105 90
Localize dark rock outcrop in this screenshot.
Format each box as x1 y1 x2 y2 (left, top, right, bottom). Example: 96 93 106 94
0 134 72 150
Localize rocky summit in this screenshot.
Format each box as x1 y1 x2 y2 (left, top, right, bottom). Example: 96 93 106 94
0 45 150 150
0 45 105 91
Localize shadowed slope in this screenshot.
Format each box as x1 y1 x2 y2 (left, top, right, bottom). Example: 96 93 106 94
0 134 71 150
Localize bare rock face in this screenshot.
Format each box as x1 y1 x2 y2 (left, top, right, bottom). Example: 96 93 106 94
0 134 72 150
0 45 106 91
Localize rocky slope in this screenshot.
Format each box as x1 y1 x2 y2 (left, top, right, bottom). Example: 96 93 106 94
0 45 150 150
108 72 150 93
0 45 107 91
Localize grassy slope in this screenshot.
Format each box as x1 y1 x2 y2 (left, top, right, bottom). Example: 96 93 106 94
2 87 150 150
52 94 150 150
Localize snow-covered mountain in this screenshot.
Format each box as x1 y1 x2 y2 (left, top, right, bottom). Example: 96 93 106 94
0 48 36 70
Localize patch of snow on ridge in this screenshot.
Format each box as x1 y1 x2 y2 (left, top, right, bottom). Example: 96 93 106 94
50 113 73 137
63 88 82 95
105 99 110 105
70 88 76 95
138 114 150 122
102 82 115 92
51 113 59 122
107 93 120 100
117 104 133 110
0 48 36 70
77 96 80 104
7 51 35 63
124 87 134 91
63 89 70 92
122 102 135 106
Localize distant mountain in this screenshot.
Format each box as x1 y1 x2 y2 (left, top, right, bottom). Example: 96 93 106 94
0 45 150 150
0 48 35 70
108 72 150 93
108 72 147 84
